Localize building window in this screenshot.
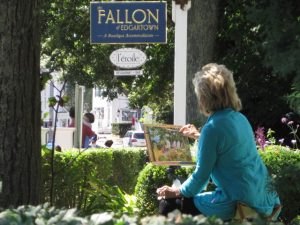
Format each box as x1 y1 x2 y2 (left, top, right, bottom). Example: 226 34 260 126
95 87 102 97
121 110 137 122
94 107 105 129
94 107 104 119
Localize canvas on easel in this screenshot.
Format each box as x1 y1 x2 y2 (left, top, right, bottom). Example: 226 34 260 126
143 124 195 166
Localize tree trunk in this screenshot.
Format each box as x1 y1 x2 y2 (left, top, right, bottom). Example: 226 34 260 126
0 0 41 207
186 0 220 125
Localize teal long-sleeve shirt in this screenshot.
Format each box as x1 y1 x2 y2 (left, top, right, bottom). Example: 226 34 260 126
179 108 280 220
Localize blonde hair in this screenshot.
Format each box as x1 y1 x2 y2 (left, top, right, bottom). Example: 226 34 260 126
193 63 242 115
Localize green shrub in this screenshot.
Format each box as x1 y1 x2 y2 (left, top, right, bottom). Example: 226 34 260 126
79 178 134 217
134 164 193 217
42 148 147 214
259 147 300 223
111 122 132 137
135 147 300 222
291 216 300 225
0 204 291 225
111 148 148 193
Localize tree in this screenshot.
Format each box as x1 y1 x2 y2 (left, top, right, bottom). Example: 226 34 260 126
41 0 175 122
186 0 297 133
41 0 298 128
245 0 300 112
216 1 293 134
127 29 175 123
186 0 220 125
0 0 41 207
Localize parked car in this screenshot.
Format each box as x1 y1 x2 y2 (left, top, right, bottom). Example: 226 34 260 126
123 130 146 147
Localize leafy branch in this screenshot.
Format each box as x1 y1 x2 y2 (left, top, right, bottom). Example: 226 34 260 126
47 79 68 205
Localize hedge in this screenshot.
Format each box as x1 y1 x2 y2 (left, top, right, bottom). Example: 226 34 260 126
42 147 147 214
1 203 298 225
134 164 194 217
260 146 300 223
135 146 300 223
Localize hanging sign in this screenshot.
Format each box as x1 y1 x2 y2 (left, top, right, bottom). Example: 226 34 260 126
90 1 167 44
114 70 143 76
110 48 147 69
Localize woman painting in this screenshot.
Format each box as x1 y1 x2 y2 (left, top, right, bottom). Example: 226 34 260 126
156 63 281 220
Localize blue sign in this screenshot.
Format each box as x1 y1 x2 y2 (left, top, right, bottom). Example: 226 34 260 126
90 1 167 44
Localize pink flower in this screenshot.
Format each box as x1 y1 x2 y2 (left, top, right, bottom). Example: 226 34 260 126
288 121 294 125
255 127 266 150
281 117 288 124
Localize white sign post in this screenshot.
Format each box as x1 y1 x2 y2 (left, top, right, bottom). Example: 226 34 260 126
74 85 84 149
172 0 191 125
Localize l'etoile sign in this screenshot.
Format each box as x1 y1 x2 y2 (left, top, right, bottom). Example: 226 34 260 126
90 1 167 44
110 48 147 69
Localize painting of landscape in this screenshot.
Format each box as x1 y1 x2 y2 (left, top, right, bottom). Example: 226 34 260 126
144 124 194 166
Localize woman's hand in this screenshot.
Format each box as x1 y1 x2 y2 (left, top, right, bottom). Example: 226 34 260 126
179 124 200 140
156 185 181 199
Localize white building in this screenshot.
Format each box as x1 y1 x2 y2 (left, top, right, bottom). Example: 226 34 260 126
92 87 138 134
40 72 75 149
41 79 139 133
40 72 70 128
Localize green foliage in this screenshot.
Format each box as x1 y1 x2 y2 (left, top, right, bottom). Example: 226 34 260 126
111 148 148 193
140 212 276 225
41 0 175 122
259 147 300 223
134 164 169 217
42 148 147 216
0 204 291 225
217 1 293 130
48 96 57 108
246 1 300 111
259 146 300 174
287 87 300 113
135 148 300 222
127 28 175 123
291 216 300 225
266 129 276 145
273 162 300 224
111 123 132 137
41 0 300 124
134 164 192 217
81 177 134 217
40 72 52 90
0 203 137 225
0 204 86 225
40 0 123 100
47 94 69 108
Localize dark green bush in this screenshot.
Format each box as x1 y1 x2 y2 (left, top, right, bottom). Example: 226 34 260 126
111 122 132 137
135 147 300 222
134 163 193 217
291 216 300 225
111 148 148 193
259 146 300 223
42 148 147 214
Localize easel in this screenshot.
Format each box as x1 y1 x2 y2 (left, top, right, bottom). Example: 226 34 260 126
167 165 182 187
152 162 195 187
